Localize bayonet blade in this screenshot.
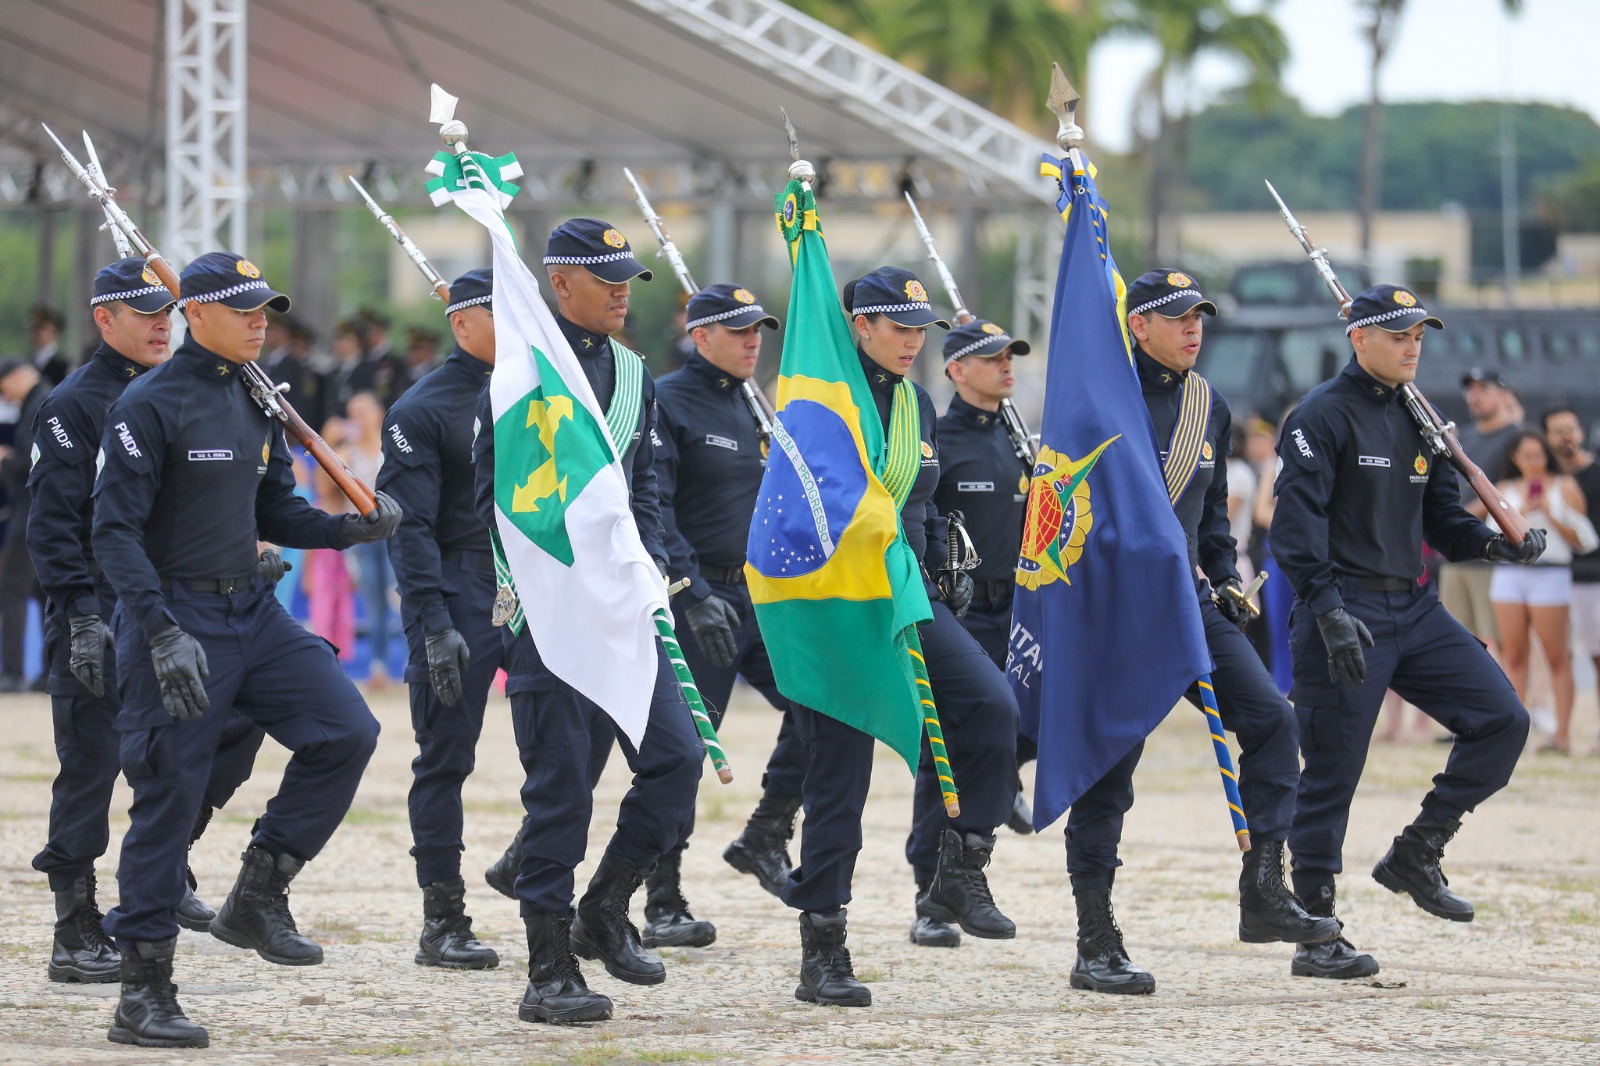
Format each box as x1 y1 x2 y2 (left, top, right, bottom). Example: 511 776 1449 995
348 175 381 211
41 123 95 189
82 132 108 187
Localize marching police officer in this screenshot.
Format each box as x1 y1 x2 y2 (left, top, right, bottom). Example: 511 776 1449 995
475 219 701 1025
782 267 1019 1009
650 284 809 943
379 268 504 970
93 253 400 1048
1062 270 1338 996
25 259 266 984
1274 284 1542 979
904 317 1034 950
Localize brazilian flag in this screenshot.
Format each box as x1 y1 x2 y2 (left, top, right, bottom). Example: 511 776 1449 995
744 178 932 770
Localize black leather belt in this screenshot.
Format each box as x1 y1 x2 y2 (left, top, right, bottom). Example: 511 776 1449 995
972 579 1013 602
160 574 256 594
1356 576 1412 593
441 547 497 572
703 564 747 585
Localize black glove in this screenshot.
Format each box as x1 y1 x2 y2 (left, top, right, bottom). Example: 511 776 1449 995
1484 528 1548 566
257 548 292 585
938 570 975 619
684 594 740 669
68 613 113 697
1213 579 1250 631
424 627 471 707
148 625 210 720
341 491 402 545
654 557 671 581
1315 608 1374 689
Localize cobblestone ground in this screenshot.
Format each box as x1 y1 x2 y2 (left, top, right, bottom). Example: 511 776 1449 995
1 684 1596 1065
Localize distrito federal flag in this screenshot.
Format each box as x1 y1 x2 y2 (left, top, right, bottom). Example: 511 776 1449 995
427 146 665 748
1008 152 1211 830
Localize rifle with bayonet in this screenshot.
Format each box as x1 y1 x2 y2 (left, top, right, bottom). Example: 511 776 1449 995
903 192 1038 465
42 123 379 518
349 176 450 303
1263 180 1533 545
621 167 777 446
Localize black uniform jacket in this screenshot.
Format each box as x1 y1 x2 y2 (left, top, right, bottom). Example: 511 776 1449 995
378 345 494 635
858 350 943 578
1273 356 1496 616
471 315 666 566
26 344 148 620
653 353 767 604
933 394 1030 587
92 338 351 639
1136 347 1241 597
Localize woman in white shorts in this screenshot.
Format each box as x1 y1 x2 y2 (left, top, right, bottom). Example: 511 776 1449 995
1490 431 1599 754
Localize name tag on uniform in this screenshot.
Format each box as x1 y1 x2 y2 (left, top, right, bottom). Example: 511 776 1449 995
1358 455 1391 468
957 481 995 492
705 434 738 451
188 449 233 461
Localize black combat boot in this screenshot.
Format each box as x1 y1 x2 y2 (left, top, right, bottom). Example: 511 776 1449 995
908 885 960 948
106 938 209 1048
485 816 529 900
1070 890 1155 995
518 911 613 1025
416 879 500 969
1290 884 1380 979
175 806 217 932
796 909 870 1007
921 828 1016 939
209 846 324 965
48 874 120 983
641 854 717 949
1006 775 1034 835
571 852 664 985
1371 816 1474 921
1239 840 1341 944
723 791 801 898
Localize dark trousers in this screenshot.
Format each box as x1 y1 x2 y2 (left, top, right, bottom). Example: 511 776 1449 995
504 628 701 915
103 580 379 942
402 555 508 887
964 589 1036 764
905 600 1022 886
0 521 39 678
1064 598 1301 892
670 578 807 864
1287 580 1528 898
782 703 876 914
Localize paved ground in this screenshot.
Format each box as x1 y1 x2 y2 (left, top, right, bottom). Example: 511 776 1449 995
1 684 1596 1065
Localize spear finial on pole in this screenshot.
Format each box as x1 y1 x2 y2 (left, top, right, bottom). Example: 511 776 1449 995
781 108 815 187
1046 63 1085 170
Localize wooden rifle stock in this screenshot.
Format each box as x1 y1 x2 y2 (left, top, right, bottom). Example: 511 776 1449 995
1400 383 1531 545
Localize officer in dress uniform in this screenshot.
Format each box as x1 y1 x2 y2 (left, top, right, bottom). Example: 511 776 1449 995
379 268 503 971
1061 270 1340 997
473 219 702 1025
1274 284 1543 980
25 259 267 986
92 253 400 1048
649 283 809 944
905 317 1033 950
782 267 1019 1009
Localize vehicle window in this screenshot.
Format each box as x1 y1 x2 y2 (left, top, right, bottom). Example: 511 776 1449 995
1544 328 1600 362
1497 327 1527 364
1231 267 1303 306
1279 326 1346 391
1197 332 1262 395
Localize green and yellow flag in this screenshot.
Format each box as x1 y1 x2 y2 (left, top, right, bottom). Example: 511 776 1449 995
743 178 933 770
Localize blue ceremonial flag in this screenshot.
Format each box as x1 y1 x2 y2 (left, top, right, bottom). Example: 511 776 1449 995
1008 153 1210 831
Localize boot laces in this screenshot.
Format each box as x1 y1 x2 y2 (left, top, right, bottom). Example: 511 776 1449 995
267 876 299 932
602 889 644 942
550 922 583 983
1087 899 1128 957
960 863 998 909
816 934 857 983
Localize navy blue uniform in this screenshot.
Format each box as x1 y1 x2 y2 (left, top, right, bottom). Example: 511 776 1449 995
379 346 507 888
1066 350 1301 891
25 345 263 892
784 354 1019 912
654 354 806 821
1274 357 1526 897
475 316 700 915
93 338 380 942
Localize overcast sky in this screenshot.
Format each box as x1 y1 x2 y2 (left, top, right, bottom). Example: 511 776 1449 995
1085 0 1599 153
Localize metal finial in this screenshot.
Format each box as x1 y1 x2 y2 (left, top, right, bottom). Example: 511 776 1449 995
1046 63 1083 153
780 107 814 184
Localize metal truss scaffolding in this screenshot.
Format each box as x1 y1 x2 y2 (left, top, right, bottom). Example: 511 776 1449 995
165 0 248 265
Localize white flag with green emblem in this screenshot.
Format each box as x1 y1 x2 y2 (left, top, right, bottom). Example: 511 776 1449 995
429 147 665 747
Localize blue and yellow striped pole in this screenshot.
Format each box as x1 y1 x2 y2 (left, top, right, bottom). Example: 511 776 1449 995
1197 673 1250 851
654 609 733 784
906 627 960 818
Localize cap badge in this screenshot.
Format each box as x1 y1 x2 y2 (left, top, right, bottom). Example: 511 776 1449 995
733 288 756 305
141 266 159 286
1414 453 1428 475
601 228 627 249
981 322 1005 335
1394 290 1417 307
1167 271 1192 288
904 279 928 302
236 259 262 279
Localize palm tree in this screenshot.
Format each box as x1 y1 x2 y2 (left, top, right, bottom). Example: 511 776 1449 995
1105 0 1288 261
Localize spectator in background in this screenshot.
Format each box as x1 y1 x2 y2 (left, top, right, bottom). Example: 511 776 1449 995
1490 430 1597 756
1544 406 1600 752
355 309 406 406
1439 367 1523 650
304 456 357 662
320 320 368 435
28 305 71 386
0 357 50 690
344 391 396 689
403 327 441 388
1227 422 1258 586
662 296 696 372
